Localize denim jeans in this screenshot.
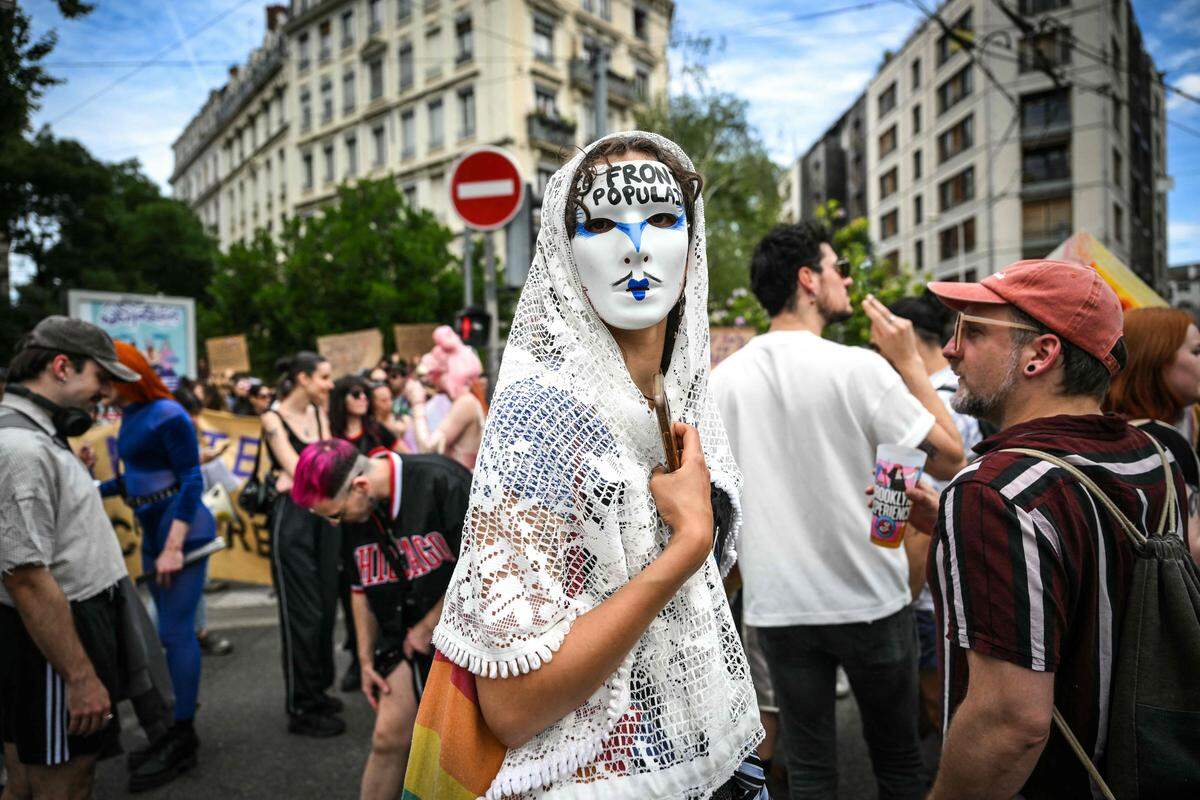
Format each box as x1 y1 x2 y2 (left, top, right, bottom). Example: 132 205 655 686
759 606 923 800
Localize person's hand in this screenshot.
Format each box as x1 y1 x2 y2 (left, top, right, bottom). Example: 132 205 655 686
77 444 96 471
862 294 922 371
650 422 714 573
360 662 391 711
66 671 112 736
404 379 428 407
403 621 434 659
155 547 184 588
905 482 941 534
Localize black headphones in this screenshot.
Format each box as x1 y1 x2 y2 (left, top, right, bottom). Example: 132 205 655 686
5 385 95 439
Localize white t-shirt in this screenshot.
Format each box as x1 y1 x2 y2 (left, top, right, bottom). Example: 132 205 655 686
712 331 935 626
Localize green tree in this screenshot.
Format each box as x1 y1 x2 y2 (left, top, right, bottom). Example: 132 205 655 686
1 0 93 142
634 78 781 305
203 178 465 375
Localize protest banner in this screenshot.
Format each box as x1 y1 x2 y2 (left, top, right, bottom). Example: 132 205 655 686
317 327 384 377
710 326 756 368
68 290 197 384
393 323 439 361
205 334 251 375
1048 231 1168 310
78 409 273 585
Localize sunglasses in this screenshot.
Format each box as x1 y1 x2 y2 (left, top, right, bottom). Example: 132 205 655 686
346 388 366 399
951 312 1039 351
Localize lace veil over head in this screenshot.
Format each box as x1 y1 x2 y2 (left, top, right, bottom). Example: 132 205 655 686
432 131 762 799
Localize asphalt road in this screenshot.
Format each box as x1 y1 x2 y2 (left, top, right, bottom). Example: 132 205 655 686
92 602 907 799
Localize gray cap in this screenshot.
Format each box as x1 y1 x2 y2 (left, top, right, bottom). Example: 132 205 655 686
24 316 141 382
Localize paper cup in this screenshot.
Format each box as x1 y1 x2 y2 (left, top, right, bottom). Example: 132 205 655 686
869 444 928 548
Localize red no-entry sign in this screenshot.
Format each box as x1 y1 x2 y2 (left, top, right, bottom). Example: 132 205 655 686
447 146 526 231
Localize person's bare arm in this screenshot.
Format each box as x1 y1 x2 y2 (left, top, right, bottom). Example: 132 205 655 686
431 395 478 453
929 650 1054 799
351 591 389 710
475 423 715 749
902 526 931 602
3 566 111 735
260 410 299 477
863 295 965 481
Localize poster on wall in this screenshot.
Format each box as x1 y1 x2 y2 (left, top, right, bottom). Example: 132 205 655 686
68 290 197 385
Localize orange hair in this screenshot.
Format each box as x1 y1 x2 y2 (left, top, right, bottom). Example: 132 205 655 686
113 341 175 405
1104 307 1193 422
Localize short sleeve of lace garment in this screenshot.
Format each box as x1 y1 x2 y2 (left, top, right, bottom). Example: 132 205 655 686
434 379 627 678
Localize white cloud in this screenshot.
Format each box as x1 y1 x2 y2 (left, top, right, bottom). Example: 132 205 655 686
1167 73 1200 114
1170 221 1200 266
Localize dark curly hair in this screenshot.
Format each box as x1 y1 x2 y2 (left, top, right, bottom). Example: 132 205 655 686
749 221 832 317
564 135 703 240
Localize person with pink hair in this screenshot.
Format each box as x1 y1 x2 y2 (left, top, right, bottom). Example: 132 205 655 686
404 326 486 471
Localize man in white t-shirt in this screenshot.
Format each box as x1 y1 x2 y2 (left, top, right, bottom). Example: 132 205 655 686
712 221 965 800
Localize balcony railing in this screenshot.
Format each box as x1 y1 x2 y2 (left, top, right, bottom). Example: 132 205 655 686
569 58 640 105
528 112 576 149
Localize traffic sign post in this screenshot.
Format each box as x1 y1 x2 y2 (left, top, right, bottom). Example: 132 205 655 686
448 147 527 390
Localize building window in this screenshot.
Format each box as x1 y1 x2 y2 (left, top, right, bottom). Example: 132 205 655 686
372 124 386 166
1021 88 1071 131
399 41 414 90
298 32 311 70
912 103 922 135
939 166 975 211
402 182 417 207
635 64 650 99
533 15 554 63
882 250 900 271
880 209 899 239
455 16 473 63
1019 29 1071 72
322 142 334 184
912 57 922 89
936 10 972 65
634 4 649 40
302 151 314 189
1112 91 1121 131
1019 0 1069 12
1022 196 1071 241
915 239 925 270
400 109 416 159
458 87 475 139
878 82 897 117
937 114 974 162
880 167 898 199
369 58 384 100
598 0 611 20
939 218 976 260
425 27 442 80
300 88 312 132
341 9 355 48
319 20 332 62
914 194 924 224
878 125 898 158
321 79 333 123
1022 143 1070 183
345 135 358 177
428 97 444 149
398 0 412 23
369 0 383 33
342 70 356 114
535 85 557 117
937 65 972 115
1113 148 1122 187
1114 203 1123 242
1110 36 1121 71
913 148 923 179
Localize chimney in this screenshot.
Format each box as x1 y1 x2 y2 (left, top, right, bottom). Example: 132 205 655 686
266 4 288 32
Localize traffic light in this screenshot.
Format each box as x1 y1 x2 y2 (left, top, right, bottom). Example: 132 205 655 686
454 306 490 349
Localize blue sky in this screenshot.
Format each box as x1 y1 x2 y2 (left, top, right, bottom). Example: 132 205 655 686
24 0 1200 265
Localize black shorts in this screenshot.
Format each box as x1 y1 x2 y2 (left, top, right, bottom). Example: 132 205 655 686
373 626 433 700
0 585 123 766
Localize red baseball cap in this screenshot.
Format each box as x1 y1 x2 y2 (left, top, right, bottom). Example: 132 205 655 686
928 259 1125 375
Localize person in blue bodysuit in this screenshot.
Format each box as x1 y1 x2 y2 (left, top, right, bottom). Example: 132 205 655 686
100 342 213 792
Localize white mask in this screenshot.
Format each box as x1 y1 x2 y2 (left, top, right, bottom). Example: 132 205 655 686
571 159 689 331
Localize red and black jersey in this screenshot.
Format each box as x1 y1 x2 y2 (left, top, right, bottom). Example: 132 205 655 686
928 414 1185 799
343 451 470 636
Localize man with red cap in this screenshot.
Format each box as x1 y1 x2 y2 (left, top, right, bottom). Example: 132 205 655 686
912 261 1185 799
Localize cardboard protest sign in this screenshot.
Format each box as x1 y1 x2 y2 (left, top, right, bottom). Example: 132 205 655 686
393 323 439 362
78 409 273 585
206 334 251 374
710 327 756 368
317 328 384 378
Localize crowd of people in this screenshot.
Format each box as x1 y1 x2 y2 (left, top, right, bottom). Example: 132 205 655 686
1 128 1198 800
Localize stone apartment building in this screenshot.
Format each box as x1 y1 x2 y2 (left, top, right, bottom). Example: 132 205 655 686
171 0 672 251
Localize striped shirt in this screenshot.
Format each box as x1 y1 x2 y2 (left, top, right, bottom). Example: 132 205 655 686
928 414 1185 799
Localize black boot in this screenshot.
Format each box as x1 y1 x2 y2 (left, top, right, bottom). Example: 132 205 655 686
287 710 346 738
128 721 199 793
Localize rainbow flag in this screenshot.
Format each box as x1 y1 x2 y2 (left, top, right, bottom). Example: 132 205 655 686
403 650 507 800
1047 231 1168 310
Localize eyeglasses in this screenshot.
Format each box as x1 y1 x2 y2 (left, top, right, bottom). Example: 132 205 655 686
346 389 366 399
951 312 1039 352
311 458 368 525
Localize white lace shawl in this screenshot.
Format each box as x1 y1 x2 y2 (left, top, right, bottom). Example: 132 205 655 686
432 132 762 799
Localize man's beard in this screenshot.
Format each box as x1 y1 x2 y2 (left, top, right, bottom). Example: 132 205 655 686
817 294 852 325
951 351 1019 422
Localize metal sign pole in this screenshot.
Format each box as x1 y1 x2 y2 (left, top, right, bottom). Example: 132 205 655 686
483 232 500 385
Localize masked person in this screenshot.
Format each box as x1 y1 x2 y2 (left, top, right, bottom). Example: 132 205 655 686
0 318 139 800
405 327 485 471
414 133 765 799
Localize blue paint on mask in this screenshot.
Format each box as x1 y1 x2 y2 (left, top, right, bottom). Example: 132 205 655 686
627 277 650 301
615 221 647 252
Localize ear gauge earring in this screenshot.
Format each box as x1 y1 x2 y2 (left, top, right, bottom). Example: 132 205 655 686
1026 365 1037 373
